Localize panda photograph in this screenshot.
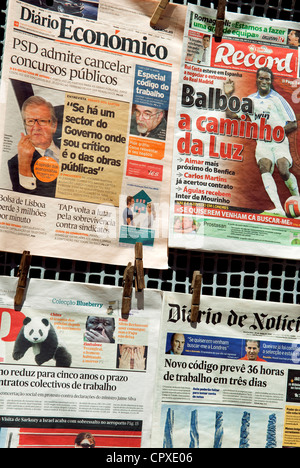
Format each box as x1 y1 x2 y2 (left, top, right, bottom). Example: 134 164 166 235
13 316 72 367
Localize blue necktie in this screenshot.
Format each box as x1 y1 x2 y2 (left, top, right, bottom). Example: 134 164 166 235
44 148 59 162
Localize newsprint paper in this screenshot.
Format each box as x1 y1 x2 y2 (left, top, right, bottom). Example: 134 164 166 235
0 276 162 448
1 279 300 448
151 292 300 449
0 0 185 268
169 4 300 259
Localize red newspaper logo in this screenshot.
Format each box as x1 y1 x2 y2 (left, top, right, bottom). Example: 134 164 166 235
211 39 298 77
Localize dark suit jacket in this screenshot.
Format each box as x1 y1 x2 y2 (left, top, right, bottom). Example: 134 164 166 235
8 150 57 198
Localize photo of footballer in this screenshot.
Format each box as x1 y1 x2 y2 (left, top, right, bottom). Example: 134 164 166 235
224 67 299 217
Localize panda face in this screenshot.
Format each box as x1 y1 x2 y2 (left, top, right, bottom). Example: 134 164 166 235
23 317 50 344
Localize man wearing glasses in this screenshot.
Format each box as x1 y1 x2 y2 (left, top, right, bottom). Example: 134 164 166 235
8 95 60 197
130 104 167 141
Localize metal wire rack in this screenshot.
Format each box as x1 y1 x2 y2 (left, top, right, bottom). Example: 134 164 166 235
0 0 300 304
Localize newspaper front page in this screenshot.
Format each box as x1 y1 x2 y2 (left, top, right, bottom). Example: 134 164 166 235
0 276 162 448
151 292 300 448
0 0 185 268
169 4 300 259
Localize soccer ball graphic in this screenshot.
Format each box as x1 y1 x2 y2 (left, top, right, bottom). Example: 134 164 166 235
284 196 300 218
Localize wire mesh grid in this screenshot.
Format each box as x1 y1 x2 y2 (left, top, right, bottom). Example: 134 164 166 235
173 0 300 21
0 0 300 304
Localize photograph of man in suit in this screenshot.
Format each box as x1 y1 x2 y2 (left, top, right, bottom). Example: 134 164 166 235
8 95 60 197
166 333 186 355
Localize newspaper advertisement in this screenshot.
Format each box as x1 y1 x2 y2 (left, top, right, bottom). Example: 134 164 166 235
0 276 162 448
169 4 300 259
151 291 300 448
0 0 186 269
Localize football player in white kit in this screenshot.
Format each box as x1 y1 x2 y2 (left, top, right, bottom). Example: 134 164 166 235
224 67 298 216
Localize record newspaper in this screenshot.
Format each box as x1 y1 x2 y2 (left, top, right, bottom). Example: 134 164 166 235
0 0 185 269
169 4 300 259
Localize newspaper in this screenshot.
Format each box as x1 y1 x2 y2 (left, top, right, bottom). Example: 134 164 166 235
169 4 300 259
151 291 300 448
1 277 300 449
0 276 162 448
0 0 185 269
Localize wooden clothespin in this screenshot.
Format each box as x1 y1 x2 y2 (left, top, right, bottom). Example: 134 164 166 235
135 242 145 292
122 262 135 319
215 0 227 42
150 0 170 28
190 271 202 323
14 250 32 310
